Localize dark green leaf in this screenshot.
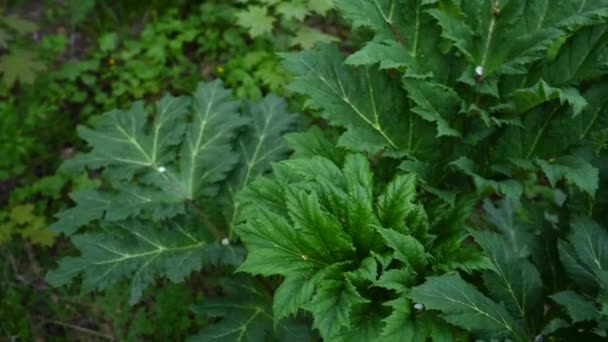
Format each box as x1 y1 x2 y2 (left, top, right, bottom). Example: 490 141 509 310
46 221 207 305
410 274 527 341
551 291 601 323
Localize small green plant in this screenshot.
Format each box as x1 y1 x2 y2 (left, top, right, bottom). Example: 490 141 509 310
47 1 290 117
235 0 337 48
0 14 46 87
0 204 54 246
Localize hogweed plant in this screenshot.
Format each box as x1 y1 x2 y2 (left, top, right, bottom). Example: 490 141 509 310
47 0 608 340
46 80 315 340
237 0 608 340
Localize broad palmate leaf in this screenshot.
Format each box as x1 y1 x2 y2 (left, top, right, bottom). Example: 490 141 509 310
46 220 207 305
48 81 299 311
281 45 437 158
54 80 248 235
410 274 528 341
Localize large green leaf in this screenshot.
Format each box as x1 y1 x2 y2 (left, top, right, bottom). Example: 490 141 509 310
54 81 248 236
451 157 523 199
50 186 185 236
285 186 354 263
274 263 350 322
511 79 587 116
536 156 599 195
543 23 608 85
176 81 248 200
481 199 537 259
375 174 417 231
410 274 528 341
68 81 246 201
340 154 382 255
284 126 344 164
559 216 608 292
550 291 601 323
376 227 428 274
430 0 563 77
46 221 207 305
74 95 189 177
380 297 465 342
495 103 569 161
282 45 436 157
49 190 111 236
340 0 447 77
403 79 462 137
473 230 544 335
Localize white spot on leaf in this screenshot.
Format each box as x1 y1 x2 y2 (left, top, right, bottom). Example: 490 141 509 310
475 65 484 76
221 238 230 246
157 166 167 173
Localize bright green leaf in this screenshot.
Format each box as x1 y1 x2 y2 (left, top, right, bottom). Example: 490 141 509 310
236 6 275 37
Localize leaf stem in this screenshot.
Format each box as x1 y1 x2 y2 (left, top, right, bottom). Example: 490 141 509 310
34 317 114 340
481 1 499 73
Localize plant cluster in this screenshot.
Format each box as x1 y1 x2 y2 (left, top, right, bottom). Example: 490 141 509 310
49 1 286 117
0 13 46 87
14 0 608 340
0 1 315 339
235 0 337 48
238 0 608 340
0 0 289 247
46 80 312 339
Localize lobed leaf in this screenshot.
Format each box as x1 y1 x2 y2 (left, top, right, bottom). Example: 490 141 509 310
410 273 528 341
46 221 207 305
303 279 369 338
282 45 437 157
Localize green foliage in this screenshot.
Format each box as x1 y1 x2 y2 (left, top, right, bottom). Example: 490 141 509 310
236 143 488 340
411 201 608 340
92 281 205 340
0 204 54 246
222 50 291 99
235 0 337 48
284 0 608 201
268 0 608 340
189 276 311 341
46 1 290 113
0 48 46 86
1 2 310 338
0 0 289 188
46 80 303 339
6 0 606 339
